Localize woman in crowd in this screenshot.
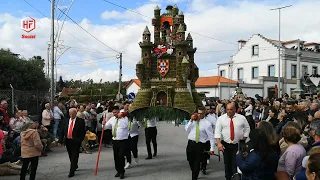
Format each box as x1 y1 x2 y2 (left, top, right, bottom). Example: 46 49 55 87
52 101 64 142
275 112 288 135
41 103 53 133
20 122 43 180
236 129 279 180
277 123 306 179
266 107 279 128
305 152 320 180
258 121 280 155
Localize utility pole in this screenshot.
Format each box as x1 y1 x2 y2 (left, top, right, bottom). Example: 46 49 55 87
47 44 50 78
50 0 55 105
293 39 303 98
271 5 292 98
118 53 123 95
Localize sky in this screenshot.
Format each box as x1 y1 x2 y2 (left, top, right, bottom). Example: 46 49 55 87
1 0 320 83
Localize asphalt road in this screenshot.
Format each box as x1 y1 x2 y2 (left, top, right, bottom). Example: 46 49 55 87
4 122 226 180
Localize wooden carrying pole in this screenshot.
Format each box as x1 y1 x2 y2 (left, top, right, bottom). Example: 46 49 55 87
94 125 105 175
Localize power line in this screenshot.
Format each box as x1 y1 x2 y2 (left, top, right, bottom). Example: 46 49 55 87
23 0 107 55
56 55 117 65
187 31 238 45
49 0 121 54
100 0 238 46
101 0 150 18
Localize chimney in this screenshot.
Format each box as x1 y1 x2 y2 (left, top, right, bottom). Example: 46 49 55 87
237 40 247 50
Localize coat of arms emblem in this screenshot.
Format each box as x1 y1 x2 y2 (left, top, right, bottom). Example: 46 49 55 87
157 59 169 77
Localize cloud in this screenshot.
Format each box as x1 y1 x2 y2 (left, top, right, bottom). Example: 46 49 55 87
1 0 320 84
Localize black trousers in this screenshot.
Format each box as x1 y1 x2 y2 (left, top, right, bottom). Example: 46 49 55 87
113 139 128 174
126 135 139 163
66 139 81 174
104 129 112 145
201 141 210 170
246 115 255 131
186 140 205 180
20 156 39 180
145 127 157 157
221 141 238 180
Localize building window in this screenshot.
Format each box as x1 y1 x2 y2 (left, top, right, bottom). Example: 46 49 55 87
252 67 259 79
220 70 225 77
302 65 308 76
237 68 243 80
252 45 259 56
312 66 318 75
268 65 275 77
291 64 297 78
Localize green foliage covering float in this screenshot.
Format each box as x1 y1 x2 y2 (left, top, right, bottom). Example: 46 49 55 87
130 106 191 122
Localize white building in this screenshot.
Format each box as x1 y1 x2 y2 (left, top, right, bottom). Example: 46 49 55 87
125 76 242 100
218 34 320 98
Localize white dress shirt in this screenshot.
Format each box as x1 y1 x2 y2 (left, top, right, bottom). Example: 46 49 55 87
145 117 157 128
103 116 129 140
185 119 215 151
128 119 139 137
245 104 253 116
67 118 76 139
214 113 250 144
205 113 217 130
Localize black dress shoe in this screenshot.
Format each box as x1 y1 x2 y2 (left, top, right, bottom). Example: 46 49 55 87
115 173 120 177
145 156 152 160
119 173 125 179
153 153 157 157
201 169 207 175
68 172 74 178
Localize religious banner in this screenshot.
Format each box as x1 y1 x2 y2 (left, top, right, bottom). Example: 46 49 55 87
158 59 169 77
309 77 320 87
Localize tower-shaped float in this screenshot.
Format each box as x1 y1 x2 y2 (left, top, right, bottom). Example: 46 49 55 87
130 5 202 120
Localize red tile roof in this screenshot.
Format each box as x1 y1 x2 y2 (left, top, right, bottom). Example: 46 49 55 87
269 39 297 45
59 87 81 97
304 42 319 46
195 76 237 87
124 79 141 88
126 76 236 88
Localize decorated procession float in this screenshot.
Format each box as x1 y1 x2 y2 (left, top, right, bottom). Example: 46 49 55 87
129 5 203 122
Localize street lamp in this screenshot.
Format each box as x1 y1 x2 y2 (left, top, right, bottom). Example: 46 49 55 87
99 89 102 101
270 5 292 98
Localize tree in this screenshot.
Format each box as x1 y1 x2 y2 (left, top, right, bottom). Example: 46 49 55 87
57 76 66 92
0 49 50 91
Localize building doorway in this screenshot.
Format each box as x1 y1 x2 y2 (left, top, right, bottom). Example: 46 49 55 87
268 87 275 99
156 91 167 106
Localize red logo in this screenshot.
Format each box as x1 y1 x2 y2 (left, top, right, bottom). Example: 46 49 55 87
21 17 36 32
158 59 169 77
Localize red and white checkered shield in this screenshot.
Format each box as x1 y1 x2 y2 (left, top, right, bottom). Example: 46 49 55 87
157 59 169 77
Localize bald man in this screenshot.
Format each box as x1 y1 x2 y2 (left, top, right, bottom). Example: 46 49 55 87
58 108 86 178
215 103 250 180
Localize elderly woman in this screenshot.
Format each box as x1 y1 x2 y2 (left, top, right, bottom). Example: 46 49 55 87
20 122 43 180
277 123 306 179
42 103 53 133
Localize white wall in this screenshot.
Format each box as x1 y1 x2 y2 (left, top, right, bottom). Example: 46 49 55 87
219 34 280 84
196 87 218 97
219 86 263 99
126 83 140 95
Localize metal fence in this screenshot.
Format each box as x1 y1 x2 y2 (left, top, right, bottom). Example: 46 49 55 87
0 89 49 116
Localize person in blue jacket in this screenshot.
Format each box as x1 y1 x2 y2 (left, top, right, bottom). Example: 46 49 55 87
236 129 279 180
